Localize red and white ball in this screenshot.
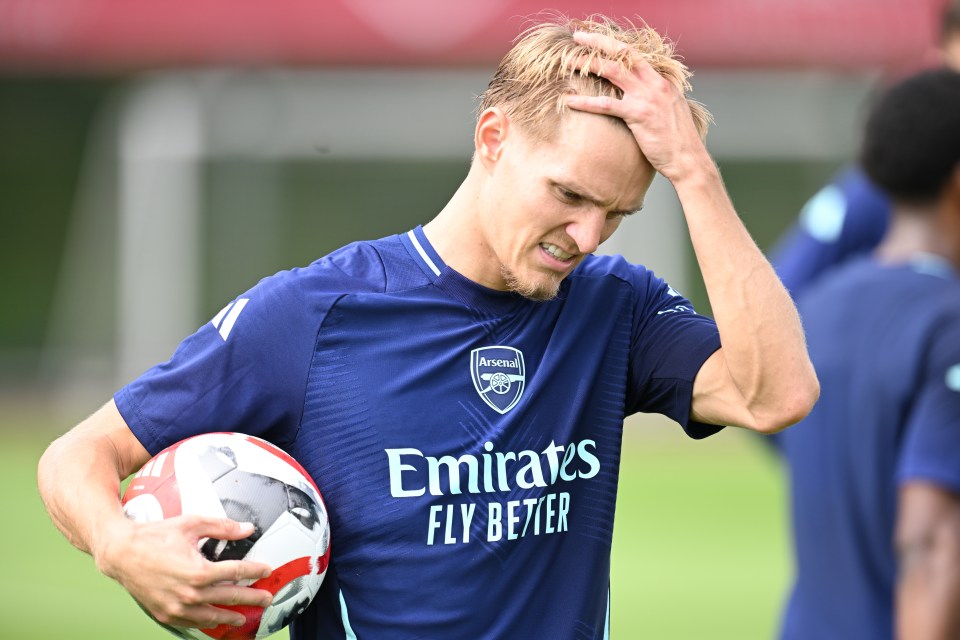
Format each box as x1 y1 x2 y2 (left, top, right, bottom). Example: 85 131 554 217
122 432 330 640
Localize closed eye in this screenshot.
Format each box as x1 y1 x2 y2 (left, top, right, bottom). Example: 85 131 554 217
555 187 583 204
552 181 642 218
607 207 641 220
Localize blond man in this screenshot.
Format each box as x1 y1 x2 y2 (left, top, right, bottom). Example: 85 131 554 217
39 14 817 638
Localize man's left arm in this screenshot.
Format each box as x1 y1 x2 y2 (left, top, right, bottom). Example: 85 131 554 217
895 319 960 638
568 31 818 432
896 483 960 640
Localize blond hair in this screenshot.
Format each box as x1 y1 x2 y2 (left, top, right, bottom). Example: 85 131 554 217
478 13 711 141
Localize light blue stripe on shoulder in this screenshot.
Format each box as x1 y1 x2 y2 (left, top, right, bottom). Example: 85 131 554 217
799 185 846 243
947 364 960 392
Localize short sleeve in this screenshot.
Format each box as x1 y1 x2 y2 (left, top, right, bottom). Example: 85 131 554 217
898 319 960 492
115 269 319 456
626 274 722 439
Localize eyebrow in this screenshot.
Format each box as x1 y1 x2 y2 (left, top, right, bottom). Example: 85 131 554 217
551 179 644 217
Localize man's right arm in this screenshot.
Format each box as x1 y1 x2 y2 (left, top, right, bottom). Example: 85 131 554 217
39 400 149 554
37 400 274 630
896 482 960 639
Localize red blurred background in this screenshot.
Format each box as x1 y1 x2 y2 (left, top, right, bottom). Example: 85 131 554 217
0 0 947 72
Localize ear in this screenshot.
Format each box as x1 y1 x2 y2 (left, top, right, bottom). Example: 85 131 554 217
474 107 509 170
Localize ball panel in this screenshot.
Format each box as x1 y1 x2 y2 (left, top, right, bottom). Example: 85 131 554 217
123 448 183 519
255 573 324 638
243 435 323 496
173 440 233 519
192 556 325 640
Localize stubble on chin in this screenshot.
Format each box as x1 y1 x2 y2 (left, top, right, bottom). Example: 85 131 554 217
499 264 561 302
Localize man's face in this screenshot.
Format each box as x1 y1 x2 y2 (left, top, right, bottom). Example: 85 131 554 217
476 111 655 301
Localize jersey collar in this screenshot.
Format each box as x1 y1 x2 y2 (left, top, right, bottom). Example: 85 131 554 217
401 226 528 316
909 252 957 279
403 226 444 279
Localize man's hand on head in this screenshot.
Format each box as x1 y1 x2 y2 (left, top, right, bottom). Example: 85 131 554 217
565 31 713 186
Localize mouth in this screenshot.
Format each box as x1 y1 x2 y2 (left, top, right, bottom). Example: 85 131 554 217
540 242 576 264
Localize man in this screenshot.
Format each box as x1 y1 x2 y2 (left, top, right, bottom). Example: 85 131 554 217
37 15 817 639
777 68 960 640
771 0 960 298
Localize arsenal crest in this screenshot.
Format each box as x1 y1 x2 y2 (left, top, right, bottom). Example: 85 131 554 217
470 346 526 414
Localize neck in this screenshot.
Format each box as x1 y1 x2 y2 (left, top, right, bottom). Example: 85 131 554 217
875 205 957 267
422 163 502 288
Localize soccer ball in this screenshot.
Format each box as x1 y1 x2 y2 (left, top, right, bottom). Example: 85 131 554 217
121 432 330 640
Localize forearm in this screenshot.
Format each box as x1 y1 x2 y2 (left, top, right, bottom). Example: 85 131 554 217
897 544 960 639
896 485 960 640
39 402 274 629
37 406 140 561
676 163 818 430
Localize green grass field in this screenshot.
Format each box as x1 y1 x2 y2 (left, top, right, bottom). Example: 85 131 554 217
4 414 790 639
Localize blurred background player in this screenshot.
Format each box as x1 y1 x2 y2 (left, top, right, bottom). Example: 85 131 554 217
777 68 960 640
770 0 960 297
36 13 817 640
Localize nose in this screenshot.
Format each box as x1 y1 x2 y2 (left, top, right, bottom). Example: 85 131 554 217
565 210 609 255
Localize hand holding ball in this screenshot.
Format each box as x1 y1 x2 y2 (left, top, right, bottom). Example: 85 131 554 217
122 433 330 639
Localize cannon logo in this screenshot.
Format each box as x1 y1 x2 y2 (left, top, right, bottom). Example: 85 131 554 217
470 346 525 414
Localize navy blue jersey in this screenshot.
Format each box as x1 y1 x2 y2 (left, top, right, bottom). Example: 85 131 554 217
116 226 722 639
778 256 960 640
771 166 890 298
